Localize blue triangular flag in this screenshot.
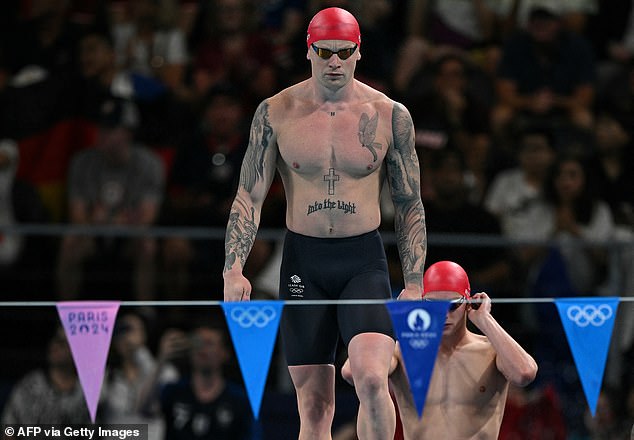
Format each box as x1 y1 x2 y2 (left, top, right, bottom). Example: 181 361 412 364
554 297 619 416
221 301 283 419
386 300 449 418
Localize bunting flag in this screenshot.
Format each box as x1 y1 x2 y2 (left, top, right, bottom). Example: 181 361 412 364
554 297 619 416
56 301 120 422
221 301 283 419
386 300 449 418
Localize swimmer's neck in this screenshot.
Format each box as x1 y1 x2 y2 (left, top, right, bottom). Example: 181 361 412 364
439 327 469 353
310 77 358 103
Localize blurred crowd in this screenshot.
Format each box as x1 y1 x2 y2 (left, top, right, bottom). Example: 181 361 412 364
0 0 634 438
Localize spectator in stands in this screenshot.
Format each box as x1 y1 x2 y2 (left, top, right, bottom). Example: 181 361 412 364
56 97 164 301
0 1 96 222
405 53 494 203
484 125 556 343
424 148 512 293
0 139 24 270
0 0 82 86
172 0 201 40
101 310 178 439
402 0 498 50
499 0 598 37
111 0 189 99
538 152 615 295
77 28 121 106
492 5 596 141
77 28 164 110
159 320 261 439
592 0 634 74
255 0 308 87
590 111 634 228
407 53 491 152
76 27 190 150
1 325 91 424
0 138 53 299
0 0 83 138
188 0 278 111
484 125 556 245
160 83 278 300
392 0 505 96
524 152 617 436
598 59 634 134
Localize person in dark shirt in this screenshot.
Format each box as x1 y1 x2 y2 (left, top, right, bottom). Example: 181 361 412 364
425 148 511 294
0 138 52 299
423 148 527 335
160 83 279 300
159 322 260 440
56 98 164 301
1 326 91 424
407 53 491 153
0 0 84 137
590 111 634 228
492 5 596 139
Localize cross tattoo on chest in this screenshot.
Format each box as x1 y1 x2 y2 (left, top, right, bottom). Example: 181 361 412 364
324 168 339 195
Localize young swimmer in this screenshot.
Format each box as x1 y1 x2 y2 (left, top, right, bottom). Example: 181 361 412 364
343 261 538 439
223 7 426 439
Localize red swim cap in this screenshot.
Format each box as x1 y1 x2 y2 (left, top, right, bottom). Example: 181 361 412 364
423 261 471 298
307 7 361 48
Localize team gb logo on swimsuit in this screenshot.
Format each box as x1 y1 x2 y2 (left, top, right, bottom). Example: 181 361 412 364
288 275 305 297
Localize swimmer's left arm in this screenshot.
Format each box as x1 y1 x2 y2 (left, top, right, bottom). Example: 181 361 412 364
386 102 427 300
468 292 538 387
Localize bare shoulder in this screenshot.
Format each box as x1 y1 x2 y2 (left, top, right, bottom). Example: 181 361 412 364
265 80 314 121
355 80 407 117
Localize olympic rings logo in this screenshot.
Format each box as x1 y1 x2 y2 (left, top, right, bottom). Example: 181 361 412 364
230 306 277 328
566 304 613 327
409 339 429 349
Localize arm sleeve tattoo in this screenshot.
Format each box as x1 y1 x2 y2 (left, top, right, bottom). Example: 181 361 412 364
387 102 427 286
224 101 275 274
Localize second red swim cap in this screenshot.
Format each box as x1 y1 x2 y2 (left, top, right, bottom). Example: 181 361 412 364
307 7 361 48
423 261 471 298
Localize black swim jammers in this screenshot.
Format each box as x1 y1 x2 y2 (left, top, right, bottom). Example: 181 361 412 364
279 229 395 366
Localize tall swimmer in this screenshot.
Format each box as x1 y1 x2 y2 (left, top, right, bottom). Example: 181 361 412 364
223 7 426 440
343 261 538 439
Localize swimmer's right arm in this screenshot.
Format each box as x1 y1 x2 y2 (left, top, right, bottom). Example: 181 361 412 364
224 100 279 301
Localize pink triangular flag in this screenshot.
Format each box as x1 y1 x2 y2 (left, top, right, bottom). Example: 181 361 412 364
56 301 120 422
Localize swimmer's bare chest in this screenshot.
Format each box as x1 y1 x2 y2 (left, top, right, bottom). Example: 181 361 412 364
275 105 392 236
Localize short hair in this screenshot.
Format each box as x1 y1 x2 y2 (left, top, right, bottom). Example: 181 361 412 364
431 53 467 77
517 124 555 150
81 27 115 49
